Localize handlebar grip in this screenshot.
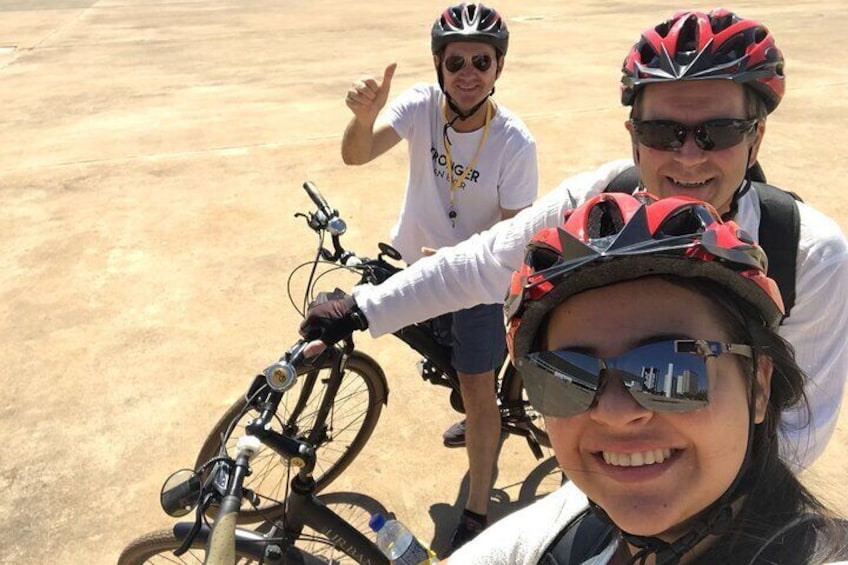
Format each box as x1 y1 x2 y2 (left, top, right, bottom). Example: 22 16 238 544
160 474 202 515
203 495 239 565
303 181 333 218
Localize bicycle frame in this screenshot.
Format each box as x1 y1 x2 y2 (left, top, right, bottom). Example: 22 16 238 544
168 486 388 564
296 180 548 458
170 425 389 564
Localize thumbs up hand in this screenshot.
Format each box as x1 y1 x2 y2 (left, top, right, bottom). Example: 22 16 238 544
345 63 397 124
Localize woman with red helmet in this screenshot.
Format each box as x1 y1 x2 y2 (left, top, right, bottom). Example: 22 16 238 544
446 193 848 564
338 2 538 550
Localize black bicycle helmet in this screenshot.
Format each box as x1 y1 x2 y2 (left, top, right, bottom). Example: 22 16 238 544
431 3 509 56
621 9 785 113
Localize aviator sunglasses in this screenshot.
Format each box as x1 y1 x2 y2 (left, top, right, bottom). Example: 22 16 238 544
630 118 758 151
443 54 493 74
516 339 753 417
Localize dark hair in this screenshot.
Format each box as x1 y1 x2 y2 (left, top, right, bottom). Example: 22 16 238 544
663 277 848 564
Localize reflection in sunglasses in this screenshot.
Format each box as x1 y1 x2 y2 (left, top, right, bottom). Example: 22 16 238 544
518 339 753 417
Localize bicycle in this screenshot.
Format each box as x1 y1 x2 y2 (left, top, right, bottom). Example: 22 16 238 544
119 419 390 563
193 181 551 523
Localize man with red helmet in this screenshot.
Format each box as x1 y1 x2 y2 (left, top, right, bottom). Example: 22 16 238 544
338 2 538 549
306 7 848 500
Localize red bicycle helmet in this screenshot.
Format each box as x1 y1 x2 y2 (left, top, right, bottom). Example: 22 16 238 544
506 192 784 361
621 9 785 113
431 3 509 56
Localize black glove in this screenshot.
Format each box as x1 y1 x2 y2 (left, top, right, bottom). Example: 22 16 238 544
299 288 369 346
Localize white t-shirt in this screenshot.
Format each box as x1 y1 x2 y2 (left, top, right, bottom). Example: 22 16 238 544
353 159 848 469
381 83 538 264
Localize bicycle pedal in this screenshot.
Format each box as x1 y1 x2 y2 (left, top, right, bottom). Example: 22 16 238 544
416 358 440 381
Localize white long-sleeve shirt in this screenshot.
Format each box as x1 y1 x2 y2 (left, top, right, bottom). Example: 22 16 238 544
353 159 848 469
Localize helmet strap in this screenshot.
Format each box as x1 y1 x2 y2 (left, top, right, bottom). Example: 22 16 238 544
722 147 755 221
441 88 495 149
445 88 495 122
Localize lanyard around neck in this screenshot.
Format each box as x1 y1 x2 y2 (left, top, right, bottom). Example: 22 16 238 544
442 100 493 205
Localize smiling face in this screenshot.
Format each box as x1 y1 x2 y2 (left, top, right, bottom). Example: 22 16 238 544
543 277 770 540
627 80 766 216
436 41 501 115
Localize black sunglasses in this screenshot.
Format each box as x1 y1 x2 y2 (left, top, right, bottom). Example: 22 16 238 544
630 118 758 151
443 54 493 74
517 339 753 417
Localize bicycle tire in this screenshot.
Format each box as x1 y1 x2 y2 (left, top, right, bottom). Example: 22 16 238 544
117 528 262 564
195 350 387 523
500 361 550 448
118 490 386 565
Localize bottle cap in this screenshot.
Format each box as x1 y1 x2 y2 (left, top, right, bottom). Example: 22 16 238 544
369 513 387 532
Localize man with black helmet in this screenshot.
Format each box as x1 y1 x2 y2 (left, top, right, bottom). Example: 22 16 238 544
339 2 538 549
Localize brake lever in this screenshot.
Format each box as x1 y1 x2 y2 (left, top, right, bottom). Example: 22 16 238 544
173 495 208 556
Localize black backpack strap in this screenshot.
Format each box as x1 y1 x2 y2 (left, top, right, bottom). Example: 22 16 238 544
604 165 641 194
752 182 802 317
603 166 801 317
540 508 616 565
748 161 767 183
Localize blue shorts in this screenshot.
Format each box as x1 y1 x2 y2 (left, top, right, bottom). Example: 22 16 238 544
434 303 506 374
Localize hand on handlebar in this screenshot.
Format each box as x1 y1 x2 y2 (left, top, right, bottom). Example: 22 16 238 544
298 289 369 357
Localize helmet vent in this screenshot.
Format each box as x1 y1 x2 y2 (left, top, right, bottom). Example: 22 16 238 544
527 246 561 272
587 201 625 238
717 35 746 64
656 206 712 238
710 12 735 33
677 16 700 60
639 42 659 67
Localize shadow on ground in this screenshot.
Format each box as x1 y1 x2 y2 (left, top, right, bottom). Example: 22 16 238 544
428 455 566 557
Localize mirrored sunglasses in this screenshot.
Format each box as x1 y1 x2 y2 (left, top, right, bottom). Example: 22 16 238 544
630 118 758 151
517 339 753 417
444 54 493 74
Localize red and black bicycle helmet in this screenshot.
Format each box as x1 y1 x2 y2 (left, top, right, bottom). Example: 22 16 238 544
431 3 509 56
506 192 784 361
621 9 785 113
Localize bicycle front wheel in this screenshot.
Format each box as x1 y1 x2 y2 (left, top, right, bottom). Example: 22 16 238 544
117 529 261 564
195 350 387 522
117 528 339 564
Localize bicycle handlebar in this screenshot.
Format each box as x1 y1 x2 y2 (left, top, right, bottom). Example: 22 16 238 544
299 180 402 284
203 436 261 565
302 181 333 219
263 340 309 391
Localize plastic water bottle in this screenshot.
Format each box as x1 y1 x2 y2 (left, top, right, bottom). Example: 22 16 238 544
369 513 438 565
